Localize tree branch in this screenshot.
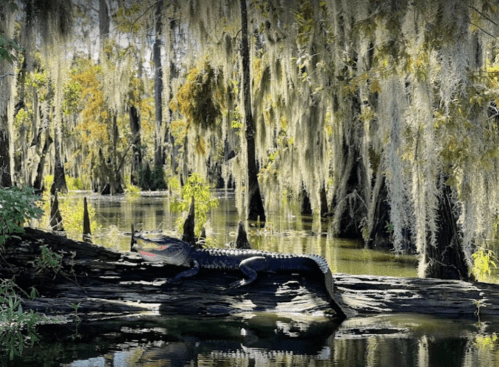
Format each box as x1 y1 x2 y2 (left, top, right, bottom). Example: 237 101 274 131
469 5 499 27
469 21 495 38
130 0 164 30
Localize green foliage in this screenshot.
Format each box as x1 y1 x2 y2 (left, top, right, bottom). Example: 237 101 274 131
167 176 181 192
34 245 63 275
69 302 81 323
62 80 82 116
0 279 47 360
65 176 86 190
472 248 497 282
170 174 218 236
125 183 141 197
474 333 498 351
0 186 43 246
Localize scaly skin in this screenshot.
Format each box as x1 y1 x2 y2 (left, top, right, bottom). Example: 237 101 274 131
132 234 347 320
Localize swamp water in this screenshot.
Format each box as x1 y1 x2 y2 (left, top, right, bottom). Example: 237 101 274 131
7 190 499 366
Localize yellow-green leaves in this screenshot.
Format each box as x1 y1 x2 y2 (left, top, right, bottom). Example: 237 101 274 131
170 174 218 237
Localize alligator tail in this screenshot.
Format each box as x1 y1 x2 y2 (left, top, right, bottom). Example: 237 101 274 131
306 255 347 320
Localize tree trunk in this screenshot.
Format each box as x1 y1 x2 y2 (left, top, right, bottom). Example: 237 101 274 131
320 185 328 217
165 16 178 174
153 0 164 170
33 132 53 192
366 174 392 250
424 182 472 281
50 192 64 232
99 0 109 40
129 105 142 186
301 184 313 215
240 0 266 223
83 197 92 243
182 196 197 247
0 119 12 187
0 10 13 188
51 123 68 194
332 138 368 237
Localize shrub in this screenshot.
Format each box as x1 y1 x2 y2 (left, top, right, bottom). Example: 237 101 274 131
170 173 218 236
0 186 43 246
0 279 49 360
472 247 497 282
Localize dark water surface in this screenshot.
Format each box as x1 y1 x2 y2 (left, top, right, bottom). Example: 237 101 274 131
8 190 499 366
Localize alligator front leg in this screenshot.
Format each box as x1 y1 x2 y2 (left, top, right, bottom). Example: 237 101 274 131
229 256 269 288
168 260 200 283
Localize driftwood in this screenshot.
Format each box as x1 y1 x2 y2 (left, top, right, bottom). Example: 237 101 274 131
2 228 499 321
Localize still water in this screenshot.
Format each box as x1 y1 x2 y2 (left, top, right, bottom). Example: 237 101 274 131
8 190 499 366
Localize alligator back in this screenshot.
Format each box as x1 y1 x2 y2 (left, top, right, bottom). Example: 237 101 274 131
192 248 335 293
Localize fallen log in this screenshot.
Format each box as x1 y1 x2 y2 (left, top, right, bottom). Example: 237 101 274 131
1 228 336 320
334 273 499 318
2 228 499 321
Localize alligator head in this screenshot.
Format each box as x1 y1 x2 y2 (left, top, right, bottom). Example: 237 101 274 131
132 235 193 267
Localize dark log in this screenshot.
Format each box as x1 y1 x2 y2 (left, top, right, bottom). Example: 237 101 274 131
334 273 498 318
3 228 499 322
2 228 338 320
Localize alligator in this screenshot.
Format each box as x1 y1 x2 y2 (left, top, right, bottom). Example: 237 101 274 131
131 233 347 320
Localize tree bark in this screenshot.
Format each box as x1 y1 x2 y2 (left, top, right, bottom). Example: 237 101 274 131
33 132 53 192
50 192 64 232
51 123 68 194
0 120 12 187
301 184 313 215
99 0 109 40
240 0 266 223
332 139 368 237
83 197 92 243
182 196 197 247
129 105 142 186
153 0 164 170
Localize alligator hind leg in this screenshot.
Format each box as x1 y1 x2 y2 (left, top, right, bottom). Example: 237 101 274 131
229 256 269 289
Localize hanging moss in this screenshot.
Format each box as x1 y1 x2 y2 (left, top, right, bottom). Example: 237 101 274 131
170 60 225 130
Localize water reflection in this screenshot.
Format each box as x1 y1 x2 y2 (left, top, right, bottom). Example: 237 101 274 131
5 314 499 367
